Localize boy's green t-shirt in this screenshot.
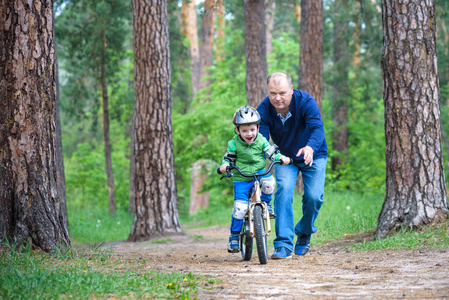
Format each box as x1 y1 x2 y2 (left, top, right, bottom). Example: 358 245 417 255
222 133 284 182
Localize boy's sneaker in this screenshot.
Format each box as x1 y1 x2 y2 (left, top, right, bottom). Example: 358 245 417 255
265 202 276 219
294 233 311 256
271 247 292 259
227 234 240 253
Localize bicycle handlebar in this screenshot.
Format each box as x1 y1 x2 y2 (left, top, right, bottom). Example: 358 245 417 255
217 160 288 180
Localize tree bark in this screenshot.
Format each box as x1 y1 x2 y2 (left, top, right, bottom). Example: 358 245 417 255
128 108 136 216
216 0 226 62
101 31 117 217
244 0 267 108
198 0 215 93
54 7 68 224
181 0 200 97
189 160 209 215
376 0 449 238
331 0 350 170
129 0 182 241
298 0 323 113
265 0 275 55
0 0 70 251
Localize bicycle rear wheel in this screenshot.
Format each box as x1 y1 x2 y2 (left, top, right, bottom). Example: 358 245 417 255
240 219 253 261
254 205 268 264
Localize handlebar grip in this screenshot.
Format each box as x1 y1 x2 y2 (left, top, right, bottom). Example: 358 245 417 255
217 167 222 174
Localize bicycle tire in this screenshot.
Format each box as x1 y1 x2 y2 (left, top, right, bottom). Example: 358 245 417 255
254 205 268 264
240 219 253 261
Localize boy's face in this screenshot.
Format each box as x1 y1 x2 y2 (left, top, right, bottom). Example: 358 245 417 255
236 124 259 144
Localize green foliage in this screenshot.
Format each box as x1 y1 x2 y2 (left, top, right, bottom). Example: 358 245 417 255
65 122 131 212
173 27 247 217
267 33 300 83
0 242 206 299
325 93 386 192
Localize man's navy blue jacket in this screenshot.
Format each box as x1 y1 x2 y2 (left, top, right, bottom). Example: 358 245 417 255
257 89 328 164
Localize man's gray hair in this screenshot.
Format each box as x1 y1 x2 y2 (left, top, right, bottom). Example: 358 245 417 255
266 72 293 87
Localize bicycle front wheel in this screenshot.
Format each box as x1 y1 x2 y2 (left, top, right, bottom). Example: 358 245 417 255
240 219 253 261
254 205 268 264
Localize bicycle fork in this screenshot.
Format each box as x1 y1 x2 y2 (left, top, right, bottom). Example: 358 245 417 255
248 181 271 237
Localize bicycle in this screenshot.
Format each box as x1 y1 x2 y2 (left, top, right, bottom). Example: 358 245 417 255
218 160 282 264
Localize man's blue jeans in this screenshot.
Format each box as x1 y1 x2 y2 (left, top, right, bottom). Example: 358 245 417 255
273 157 327 251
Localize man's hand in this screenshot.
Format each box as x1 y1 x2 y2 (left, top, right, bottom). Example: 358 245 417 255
280 156 291 165
296 146 314 166
219 163 230 174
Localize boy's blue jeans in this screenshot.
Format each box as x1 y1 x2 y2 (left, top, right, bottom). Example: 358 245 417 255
273 157 327 251
230 172 273 234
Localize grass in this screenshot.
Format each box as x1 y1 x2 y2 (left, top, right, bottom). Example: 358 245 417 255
68 209 134 244
183 188 449 252
351 222 449 251
2 189 448 299
0 241 208 299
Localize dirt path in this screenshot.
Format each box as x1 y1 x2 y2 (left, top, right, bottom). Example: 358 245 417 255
107 226 449 299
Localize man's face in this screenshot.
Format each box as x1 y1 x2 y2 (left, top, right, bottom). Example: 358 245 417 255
268 77 293 113
236 124 259 144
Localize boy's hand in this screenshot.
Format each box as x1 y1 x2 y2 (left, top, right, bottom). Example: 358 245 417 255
280 156 291 165
219 164 229 173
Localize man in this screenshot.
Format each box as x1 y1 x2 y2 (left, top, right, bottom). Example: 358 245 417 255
257 72 328 259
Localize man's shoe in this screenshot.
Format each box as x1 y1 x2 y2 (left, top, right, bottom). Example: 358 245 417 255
265 202 276 219
271 247 292 259
227 234 240 253
294 234 311 256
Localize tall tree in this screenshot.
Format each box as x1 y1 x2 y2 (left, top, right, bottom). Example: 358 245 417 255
216 0 226 62
0 0 70 251
265 0 275 55
376 0 449 238
298 0 323 112
53 2 68 223
198 0 216 92
128 0 182 241
181 0 200 97
56 0 130 216
331 0 350 170
244 0 267 108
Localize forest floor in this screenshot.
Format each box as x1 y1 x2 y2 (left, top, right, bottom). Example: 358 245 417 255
106 225 449 299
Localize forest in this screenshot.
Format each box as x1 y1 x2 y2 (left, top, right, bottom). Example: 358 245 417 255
1 0 449 247
2 0 449 298
53 0 449 219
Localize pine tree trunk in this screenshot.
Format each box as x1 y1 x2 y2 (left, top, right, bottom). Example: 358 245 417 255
189 161 210 215
376 0 449 238
331 0 349 170
265 0 275 55
198 0 215 93
298 0 323 113
244 0 267 108
216 0 225 62
54 9 68 224
128 108 136 216
129 0 182 241
181 0 200 97
0 0 70 251
101 33 117 217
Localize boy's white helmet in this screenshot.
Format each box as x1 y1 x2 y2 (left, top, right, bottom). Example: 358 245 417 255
233 106 260 126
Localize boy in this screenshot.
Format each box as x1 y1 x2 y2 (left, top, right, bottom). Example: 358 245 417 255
220 106 291 253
